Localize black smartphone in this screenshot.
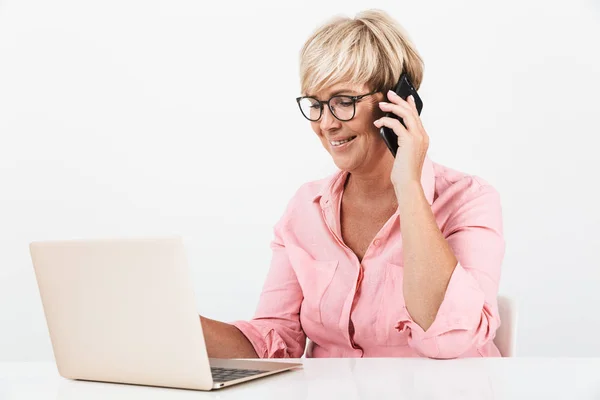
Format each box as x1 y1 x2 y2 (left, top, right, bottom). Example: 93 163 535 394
379 73 423 157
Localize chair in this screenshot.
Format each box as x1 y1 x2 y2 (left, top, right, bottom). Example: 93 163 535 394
495 295 518 357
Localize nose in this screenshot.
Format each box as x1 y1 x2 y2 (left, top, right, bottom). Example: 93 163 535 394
319 105 340 131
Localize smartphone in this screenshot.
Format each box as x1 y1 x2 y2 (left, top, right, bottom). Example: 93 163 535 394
379 73 423 157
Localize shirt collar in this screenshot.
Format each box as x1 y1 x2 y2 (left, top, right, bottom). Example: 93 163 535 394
311 156 436 208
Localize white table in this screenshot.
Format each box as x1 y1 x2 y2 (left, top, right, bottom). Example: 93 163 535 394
1 358 600 400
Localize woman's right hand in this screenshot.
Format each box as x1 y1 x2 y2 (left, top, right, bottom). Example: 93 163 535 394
199 315 259 359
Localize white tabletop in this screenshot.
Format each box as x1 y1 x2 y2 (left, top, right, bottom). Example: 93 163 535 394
1 358 600 400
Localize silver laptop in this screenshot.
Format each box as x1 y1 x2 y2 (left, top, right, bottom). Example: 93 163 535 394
29 236 302 391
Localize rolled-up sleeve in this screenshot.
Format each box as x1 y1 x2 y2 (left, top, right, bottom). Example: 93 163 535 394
231 212 306 359
396 183 505 359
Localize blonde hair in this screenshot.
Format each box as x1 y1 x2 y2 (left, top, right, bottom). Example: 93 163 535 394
299 9 424 96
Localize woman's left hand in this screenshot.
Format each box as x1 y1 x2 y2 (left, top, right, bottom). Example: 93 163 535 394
373 90 429 191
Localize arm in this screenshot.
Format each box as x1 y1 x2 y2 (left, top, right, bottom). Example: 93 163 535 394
199 316 258 358
396 181 505 359
397 180 457 331
230 221 307 358
376 92 504 359
203 210 306 359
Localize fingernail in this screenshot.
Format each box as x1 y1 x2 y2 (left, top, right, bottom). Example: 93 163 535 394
387 90 396 97
409 95 414 102
379 102 389 108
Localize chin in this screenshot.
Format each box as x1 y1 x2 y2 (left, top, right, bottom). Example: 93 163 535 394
330 154 360 172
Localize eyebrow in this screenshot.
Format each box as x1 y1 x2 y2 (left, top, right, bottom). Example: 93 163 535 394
307 90 359 99
330 90 359 96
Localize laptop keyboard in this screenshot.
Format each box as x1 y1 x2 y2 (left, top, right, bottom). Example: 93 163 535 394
210 367 268 383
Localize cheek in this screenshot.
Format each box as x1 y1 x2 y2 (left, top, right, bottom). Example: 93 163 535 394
354 105 379 127
374 107 386 120
346 118 377 138
368 105 385 122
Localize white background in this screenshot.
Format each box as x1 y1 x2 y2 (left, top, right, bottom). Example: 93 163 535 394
1 0 599 361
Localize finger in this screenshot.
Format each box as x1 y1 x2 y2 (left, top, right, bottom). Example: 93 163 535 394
378 101 420 134
373 116 409 138
386 90 407 105
386 91 426 132
386 90 416 109
407 95 427 130
386 91 420 119
407 95 419 114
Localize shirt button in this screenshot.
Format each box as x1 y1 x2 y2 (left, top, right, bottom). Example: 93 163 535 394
373 239 381 246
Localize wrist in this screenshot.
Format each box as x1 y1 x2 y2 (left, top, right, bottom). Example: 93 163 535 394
394 180 425 206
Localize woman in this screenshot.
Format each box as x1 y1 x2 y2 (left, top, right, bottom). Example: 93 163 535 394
200 9 504 359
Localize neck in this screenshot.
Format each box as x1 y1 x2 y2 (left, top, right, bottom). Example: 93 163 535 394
344 150 396 201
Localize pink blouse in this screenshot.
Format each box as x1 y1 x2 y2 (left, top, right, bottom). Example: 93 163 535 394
233 157 504 359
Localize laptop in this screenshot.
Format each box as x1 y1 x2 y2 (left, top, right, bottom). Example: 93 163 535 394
29 236 302 391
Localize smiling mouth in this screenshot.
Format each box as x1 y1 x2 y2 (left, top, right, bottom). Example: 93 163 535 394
330 136 357 147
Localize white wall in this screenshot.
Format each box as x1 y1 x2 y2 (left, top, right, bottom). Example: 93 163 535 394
1 0 599 361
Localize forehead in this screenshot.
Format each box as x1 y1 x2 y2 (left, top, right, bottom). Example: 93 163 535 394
309 82 370 99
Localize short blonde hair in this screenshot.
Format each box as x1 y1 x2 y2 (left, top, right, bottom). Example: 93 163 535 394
299 9 424 96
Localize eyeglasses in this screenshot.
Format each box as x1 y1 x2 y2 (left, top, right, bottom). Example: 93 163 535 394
295 90 378 122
